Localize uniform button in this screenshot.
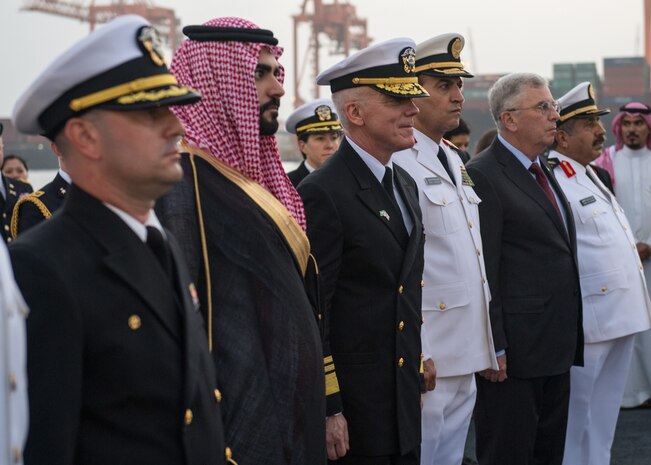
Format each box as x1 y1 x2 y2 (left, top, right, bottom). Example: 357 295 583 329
2 213 5 218
12 447 21 463
317 313 322 321
593 210 598 216
128 315 141 330
420 279 425 288
439 303 447 310
442 199 448 205
468 221 473 228
624 225 628 231
214 388 222 402
641 264 644 270
476 248 481 256
398 321 405 331
184 408 193 425
601 287 607 293
398 285 404 294
6 238 11 243
3 225 9 231
9 373 17 391
398 357 404 367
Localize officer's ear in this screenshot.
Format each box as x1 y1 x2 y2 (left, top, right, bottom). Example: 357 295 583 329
555 128 570 149
63 112 103 161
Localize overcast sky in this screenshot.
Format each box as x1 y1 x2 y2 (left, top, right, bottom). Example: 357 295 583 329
0 0 645 119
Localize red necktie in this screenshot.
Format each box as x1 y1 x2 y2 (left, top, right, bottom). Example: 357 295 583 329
528 163 562 219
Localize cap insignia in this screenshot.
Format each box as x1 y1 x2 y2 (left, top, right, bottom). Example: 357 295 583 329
401 47 416 74
138 26 165 67
451 38 462 59
315 105 332 121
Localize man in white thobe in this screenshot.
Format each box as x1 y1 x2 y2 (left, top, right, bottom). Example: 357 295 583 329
595 101 651 408
551 83 651 465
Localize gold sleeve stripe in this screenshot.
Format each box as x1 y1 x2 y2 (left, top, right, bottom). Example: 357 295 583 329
325 366 336 375
325 372 340 395
324 355 334 364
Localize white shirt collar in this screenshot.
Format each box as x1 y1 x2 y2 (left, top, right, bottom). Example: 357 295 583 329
103 204 164 242
304 160 316 173
346 135 393 183
58 169 72 184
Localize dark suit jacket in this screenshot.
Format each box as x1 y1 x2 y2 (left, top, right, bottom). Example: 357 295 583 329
591 164 614 194
466 138 583 378
12 172 69 237
287 160 310 188
298 139 425 457
1 175 32 243
9 185 225 465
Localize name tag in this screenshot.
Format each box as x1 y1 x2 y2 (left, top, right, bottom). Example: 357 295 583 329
580 196 596 206
425 176 442 185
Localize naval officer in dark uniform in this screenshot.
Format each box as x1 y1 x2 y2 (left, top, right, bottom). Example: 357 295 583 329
285 98 342 187
10 15 226 465
0 123 32 244
298 38 428 464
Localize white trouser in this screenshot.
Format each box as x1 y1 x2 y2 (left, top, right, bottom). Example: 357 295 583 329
622 328 651 407
421 373 476 465
563 335 635 465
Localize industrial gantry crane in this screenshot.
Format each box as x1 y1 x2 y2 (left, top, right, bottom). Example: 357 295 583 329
20 0 180 50
292 0 371 107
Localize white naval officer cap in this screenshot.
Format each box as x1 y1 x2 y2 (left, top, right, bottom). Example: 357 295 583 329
13 14 201 138
556 81 610 126
285 98 342 135
316 37 429 99
415 33 474 78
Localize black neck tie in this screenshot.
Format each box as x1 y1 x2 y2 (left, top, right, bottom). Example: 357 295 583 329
382 166 398 206
146 226 173 279
437 146 456 185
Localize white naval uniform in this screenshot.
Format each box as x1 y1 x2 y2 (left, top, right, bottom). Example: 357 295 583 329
0 241 28 465
549 151 651 465
611 144 651 407
394 130 497 465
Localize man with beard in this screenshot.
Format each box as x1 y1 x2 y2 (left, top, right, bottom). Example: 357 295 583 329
285 98 342 187
392 33 497 465
298 38 427 464
465 73 583 465
594 102 651 408
156 17 325 465
550 82 651 465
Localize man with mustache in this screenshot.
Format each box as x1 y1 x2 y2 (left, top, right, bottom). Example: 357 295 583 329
298 38 427 464
465 73 583 465
595 102 651 410
549 82 651 465
156 17 325 465
392 33 497 465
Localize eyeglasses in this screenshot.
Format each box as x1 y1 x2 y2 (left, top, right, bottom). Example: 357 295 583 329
505 100 561 115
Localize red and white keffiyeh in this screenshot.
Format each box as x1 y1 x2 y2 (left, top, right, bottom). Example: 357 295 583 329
170 17 306 229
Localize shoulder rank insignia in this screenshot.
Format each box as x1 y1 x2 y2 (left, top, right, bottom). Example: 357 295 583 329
560 160 576 178
459 165 474 186
442 138 459 150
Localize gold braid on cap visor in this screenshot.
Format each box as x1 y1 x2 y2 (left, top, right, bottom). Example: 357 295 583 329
559 105 600 122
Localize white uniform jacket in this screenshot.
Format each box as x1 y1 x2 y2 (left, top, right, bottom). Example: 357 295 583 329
394 130 497 377
550 151 651 343
0 241 28 465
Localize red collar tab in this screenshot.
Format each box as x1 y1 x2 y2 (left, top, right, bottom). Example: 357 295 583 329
560 160 576 178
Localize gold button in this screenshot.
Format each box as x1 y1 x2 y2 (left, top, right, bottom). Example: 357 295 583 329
593 210 598 216
420 280 425 288
398 285 404 294
9 373 17 391
3 225 8 231
476 248 481 256
442 199 448 205
601 287 607 293
2 213 5 218
468 221 473 228
439 303 447 310
128 315 141 330
6 238 11 243
398 357 404 367
398 321 405 331
318 313 322 321
184 408 193 425
12 447 21 463
214 388 222 402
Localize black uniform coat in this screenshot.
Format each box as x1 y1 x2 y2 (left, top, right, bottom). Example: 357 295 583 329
298 139 425 457
9 185 225 465
12 172 69 237
466 139 583 377
287 160 310 188
156 154 325 465
0 175 32 243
